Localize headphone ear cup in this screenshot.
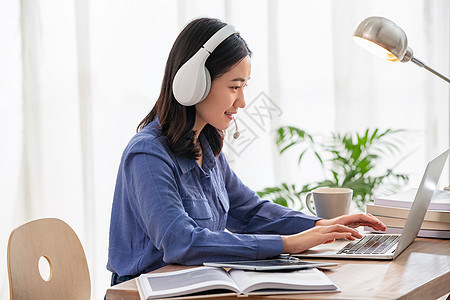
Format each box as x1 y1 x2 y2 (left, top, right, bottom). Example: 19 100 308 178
173 48 210 106
201 68 212 102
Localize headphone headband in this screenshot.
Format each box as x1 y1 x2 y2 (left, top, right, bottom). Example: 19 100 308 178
172 24 240 106
203 25 239 53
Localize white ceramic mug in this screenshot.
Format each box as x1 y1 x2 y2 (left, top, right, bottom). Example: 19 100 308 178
305 187 352 219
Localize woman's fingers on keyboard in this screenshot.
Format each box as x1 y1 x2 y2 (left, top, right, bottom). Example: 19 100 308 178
325 224 363 238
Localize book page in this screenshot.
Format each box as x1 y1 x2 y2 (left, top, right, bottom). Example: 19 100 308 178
374 188 450 210
138 267 240 299
366 204 450 222
229 268 337 294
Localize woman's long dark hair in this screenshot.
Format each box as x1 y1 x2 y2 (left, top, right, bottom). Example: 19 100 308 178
137 18 251 160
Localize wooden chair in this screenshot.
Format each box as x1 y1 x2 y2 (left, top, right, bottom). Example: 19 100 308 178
7 218 91 299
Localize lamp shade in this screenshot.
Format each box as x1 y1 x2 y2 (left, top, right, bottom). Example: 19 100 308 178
353 16 413 63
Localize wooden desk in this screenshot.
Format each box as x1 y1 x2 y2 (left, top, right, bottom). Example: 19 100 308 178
106 238 450 300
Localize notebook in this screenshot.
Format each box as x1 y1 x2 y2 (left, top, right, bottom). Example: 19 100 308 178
293 148 449 260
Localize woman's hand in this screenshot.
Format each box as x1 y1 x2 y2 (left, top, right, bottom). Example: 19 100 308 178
315 213 387 232
281 224 363 254
281 213 386 254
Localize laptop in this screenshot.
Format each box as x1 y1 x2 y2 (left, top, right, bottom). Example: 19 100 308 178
293 148 449 260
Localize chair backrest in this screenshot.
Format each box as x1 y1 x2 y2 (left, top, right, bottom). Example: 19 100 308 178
7 218 91 300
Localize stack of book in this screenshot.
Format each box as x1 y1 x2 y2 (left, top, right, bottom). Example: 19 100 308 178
365 188 450 239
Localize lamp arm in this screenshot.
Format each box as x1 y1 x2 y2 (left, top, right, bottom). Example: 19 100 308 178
411 57 450 83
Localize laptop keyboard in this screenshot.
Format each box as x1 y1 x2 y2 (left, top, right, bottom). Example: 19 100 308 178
337 234 400 255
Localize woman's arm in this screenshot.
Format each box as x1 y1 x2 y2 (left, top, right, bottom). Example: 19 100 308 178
218 153 320 234
217 153 386 254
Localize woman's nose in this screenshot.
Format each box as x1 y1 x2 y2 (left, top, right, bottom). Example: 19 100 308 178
235 91 246 109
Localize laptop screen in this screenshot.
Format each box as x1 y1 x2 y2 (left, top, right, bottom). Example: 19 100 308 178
393 148 449 258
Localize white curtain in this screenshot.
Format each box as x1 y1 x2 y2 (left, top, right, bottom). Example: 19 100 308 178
1 0 448 299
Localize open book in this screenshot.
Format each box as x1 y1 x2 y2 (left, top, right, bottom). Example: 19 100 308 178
136 266 339 299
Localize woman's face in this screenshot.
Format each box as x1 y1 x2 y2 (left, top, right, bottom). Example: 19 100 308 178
194 55 251 134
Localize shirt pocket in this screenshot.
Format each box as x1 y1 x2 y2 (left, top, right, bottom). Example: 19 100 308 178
181 197 213 221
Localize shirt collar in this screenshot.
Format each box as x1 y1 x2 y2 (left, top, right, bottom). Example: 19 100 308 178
177 155 196 174
199 133 216 172
176 132 217 174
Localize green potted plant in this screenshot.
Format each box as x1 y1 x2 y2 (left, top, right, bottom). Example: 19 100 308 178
257 127 410 211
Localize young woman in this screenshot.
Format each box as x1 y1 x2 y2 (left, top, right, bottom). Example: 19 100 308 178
107 17 386 286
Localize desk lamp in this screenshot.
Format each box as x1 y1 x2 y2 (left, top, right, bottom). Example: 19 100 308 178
353 16 450 83
353 16 450 190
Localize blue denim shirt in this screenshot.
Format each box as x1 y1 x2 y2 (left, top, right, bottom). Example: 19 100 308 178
107 119 320 276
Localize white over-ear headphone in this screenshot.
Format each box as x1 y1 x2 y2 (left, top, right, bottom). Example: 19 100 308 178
172 24 239 106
